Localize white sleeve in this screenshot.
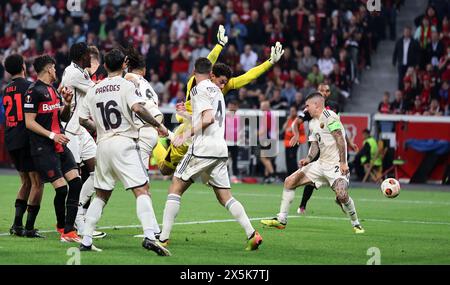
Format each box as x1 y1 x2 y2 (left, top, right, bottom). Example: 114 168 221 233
72 71 95 94
308 123 317 142
78 91 91 120
125 83 146 109
193 87 213 114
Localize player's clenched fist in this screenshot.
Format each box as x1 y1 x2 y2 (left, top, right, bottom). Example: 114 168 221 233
53 133 70 145
298 158 310 167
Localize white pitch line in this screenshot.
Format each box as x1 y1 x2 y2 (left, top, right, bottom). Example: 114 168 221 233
150 188 450 206
1 215 449 237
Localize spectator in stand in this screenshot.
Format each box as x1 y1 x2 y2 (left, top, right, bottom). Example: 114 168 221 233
408 96 426 115
281 80 297 105
307 64 324 87
150 74 165 103
438 81 449 114
393 26 421 89
226 13 248 53
424 98 444 116
270 88 289 110
171 10 190 41
189 36 209 74
170 38 191 84
403 76 418 106
282 105 306 175
240 44 258 72
291 92 305 111
68 25 86 48
391 90 407 114
164 73 183 104
318 46 336 77
378 92 392 114
298 45 317 76
427 31 445 69
420 74 437 106
245 10 265 46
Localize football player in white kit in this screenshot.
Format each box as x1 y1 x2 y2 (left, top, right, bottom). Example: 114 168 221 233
123 46 174 237
261 92 365 234
158 58 263 252
78 49 170 255
59 42 106 239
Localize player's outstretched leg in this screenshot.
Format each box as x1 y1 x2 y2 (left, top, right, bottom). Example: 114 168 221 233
297 184 315 215
218 191 262 251
332 178 364 234
134 188 170 256
80 195 107 252
261 169 310 229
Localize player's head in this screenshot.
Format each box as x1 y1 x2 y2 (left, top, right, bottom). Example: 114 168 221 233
88 45 101 63
318 83 331 98
4 54 25 77
33 55 57 82
126 45 146 75
193 57 212 78
104 48 127 74
305 91 325 118
211 63 232 90
70 42 91 68
362 128 370 138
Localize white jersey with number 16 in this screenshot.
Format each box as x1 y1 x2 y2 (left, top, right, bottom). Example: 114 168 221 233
188 79 228 158
79 76 145 143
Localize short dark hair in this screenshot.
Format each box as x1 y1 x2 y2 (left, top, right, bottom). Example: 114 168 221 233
363 128 370 135
104 48 126 73
70 42 89 62
126 45 145 71
4 54 24 76
305 91 323 101
33 55 56 74
194 57 212 74
212 63 232 79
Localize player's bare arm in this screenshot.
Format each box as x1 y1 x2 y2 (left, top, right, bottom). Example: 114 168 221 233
25 113 69 145
331 129 349 175
345 134 359 152
173 109 214 147
79 117 96 133
289 117 305 146
299 141 319 167
132 102 168 136
60 87 73 122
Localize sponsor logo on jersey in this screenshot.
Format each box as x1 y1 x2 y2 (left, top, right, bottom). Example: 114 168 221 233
42 103 62 112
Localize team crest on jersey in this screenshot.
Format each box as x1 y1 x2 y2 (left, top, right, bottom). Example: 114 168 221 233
320 122 324 129
25 95 32 103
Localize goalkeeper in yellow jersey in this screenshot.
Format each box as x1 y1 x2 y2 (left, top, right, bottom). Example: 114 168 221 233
153 25 285 175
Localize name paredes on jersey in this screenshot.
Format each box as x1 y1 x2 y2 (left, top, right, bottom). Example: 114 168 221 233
95 84 121 95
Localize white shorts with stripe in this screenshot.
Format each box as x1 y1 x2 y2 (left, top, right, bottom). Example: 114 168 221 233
94 135 149 191
301 160 349 189
174 154 230 189
138 126 159 170
66 127 97 164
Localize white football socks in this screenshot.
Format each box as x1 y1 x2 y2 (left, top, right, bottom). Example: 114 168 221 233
342 197 360 226
277 188 296 223
225 197 255 239
75 172 95 234
136 194 158 240
159 194 181 241
82 197 105 246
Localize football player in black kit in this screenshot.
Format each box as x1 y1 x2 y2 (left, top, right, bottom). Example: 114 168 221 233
2 54 44 237
24 55 83 242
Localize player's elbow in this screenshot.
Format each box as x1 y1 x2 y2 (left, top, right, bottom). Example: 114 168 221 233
131 102 144 114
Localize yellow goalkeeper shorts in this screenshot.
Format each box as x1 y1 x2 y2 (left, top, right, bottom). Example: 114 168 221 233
160 122 191 170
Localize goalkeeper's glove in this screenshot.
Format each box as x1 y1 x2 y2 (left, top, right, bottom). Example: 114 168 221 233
217 25 228 47
268 41 285 64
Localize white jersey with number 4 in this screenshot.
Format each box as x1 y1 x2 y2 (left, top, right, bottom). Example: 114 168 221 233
308 109 347 164
79 76 145 143
188 79 228 158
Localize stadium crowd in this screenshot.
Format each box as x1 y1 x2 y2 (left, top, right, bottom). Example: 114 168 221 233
381 0 450 116
0 0 399 113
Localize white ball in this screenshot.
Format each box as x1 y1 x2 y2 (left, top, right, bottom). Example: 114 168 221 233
381 178 401 198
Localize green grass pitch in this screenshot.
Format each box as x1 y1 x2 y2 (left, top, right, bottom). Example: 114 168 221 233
0 175 449 265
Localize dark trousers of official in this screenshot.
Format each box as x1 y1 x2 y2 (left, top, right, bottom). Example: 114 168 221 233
352 153 366 181
285 145 299 176
398 65 408 89
228 146 239 176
